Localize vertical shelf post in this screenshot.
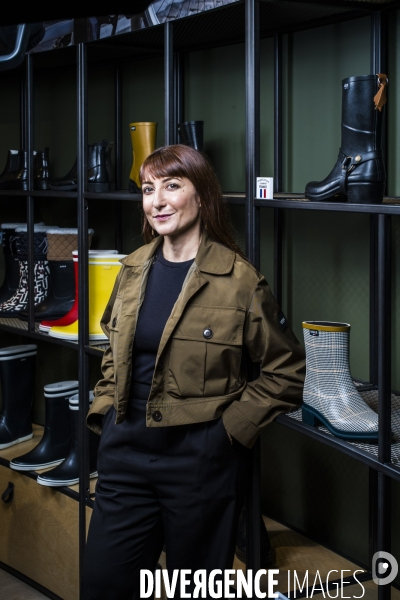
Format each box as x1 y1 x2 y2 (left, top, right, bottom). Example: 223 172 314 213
25 54 35 334
245 0 261 581
164 22 175 146
369 13 391 600
114 62 123 252
274 33 283 308
77 41 90 581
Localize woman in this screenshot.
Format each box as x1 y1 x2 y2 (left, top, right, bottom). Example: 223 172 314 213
81 144 305 599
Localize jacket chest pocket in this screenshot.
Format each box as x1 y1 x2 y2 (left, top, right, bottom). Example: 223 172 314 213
166 305 245 399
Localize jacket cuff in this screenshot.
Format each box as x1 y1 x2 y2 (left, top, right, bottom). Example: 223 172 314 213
222 402 259 448
86 395 114 435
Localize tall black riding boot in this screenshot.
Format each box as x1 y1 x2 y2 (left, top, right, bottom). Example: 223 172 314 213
0 225 53 318
178 120 204 152
0 222 28 305
37 391 99 487
305 74 388 204
18 227 78 322
0 344 37 449
235 504 276 568
10 380 79 471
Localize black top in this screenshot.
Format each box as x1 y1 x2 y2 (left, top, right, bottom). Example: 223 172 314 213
130 250 194 391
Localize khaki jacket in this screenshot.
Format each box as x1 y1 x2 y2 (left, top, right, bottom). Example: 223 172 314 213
87 233 305 448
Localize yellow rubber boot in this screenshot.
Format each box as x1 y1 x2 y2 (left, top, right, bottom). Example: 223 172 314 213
129 122 157 193
48 253 125 341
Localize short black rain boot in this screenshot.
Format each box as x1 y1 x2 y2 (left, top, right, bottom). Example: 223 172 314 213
18 227 78 322
235 505 276 568
305 74 388 204
178 120 204 152
37 391 99 487
0 222 29 305
34 147 51 191
0 225 53 318
10 380 79 471
49 141 110 192
0 344 37 449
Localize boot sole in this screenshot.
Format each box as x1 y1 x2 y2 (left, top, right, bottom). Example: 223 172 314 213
306 182 384 204
302 404 379 441
36 471 98 487
10 458 65 471
0 433 33 450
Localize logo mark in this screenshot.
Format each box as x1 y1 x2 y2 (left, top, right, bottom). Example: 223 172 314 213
372 551 398 585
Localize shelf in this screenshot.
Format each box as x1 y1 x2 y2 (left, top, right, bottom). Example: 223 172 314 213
277 383 400 482
0 318 107 355
0 190 77 199
256 195 400 214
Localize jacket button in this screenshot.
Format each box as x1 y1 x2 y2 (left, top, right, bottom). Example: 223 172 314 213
112 317 117 328
152 410 162 422
203 328 213 339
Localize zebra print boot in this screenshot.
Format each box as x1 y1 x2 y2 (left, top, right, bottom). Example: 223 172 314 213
0 225 54 317
302 321 379 441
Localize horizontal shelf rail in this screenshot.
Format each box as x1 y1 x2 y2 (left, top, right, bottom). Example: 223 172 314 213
256 196 400 214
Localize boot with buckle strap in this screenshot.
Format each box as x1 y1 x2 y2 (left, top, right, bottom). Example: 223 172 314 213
305 74 387 204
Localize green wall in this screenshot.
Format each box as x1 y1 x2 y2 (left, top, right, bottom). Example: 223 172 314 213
0 8 399 577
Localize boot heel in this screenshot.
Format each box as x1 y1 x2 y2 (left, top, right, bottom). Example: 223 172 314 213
347 183 384 204
302 405 319 427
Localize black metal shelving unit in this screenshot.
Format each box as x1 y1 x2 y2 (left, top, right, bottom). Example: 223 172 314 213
0 0 399 598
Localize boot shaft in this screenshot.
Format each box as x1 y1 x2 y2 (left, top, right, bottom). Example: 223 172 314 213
129 122 157 188
178 120 204 152
341 74 385 155
0 150 20 178
0 344 37 414
43 380 79 446
34 147 51 190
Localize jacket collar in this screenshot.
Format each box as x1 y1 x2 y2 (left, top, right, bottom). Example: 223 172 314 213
120 231 235 275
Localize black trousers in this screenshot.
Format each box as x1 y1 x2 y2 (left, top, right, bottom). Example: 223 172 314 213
81 387 249 600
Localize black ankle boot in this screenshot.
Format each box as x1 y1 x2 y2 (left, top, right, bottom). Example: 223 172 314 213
34 147 51 190
87 140 110 192
10 380 79 471
0 150 20 181
0 150 28 190
178 120 204 152
0 344 37 449
305 74 387 204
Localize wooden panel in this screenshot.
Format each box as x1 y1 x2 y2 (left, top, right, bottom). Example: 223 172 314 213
0 465 92 600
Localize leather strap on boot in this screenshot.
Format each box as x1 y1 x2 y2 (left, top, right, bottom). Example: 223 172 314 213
374 74 388 111
338 148 383 195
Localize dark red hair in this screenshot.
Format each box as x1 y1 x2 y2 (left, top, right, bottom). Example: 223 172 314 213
139 144 245 258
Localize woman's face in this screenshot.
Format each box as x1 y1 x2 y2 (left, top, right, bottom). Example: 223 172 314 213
142 174 201 241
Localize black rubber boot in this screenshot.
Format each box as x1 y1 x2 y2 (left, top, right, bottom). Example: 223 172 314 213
49 141 110 192
0 149 20 180
18 227 78 322
235 504 276 568
0 225 52 318
0 150 28 190
0 222 28 305
34 147 51 191
305 74 388 204
49 158 77 191
0 344 37 449
36 392 99 487
178 120 204 152
87 140 110 192
9 380 79 471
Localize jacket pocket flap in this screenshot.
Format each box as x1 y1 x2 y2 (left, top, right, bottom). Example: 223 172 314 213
172 304 245 345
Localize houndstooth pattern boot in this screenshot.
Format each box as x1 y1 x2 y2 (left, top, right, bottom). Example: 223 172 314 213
302 321 380 441
0 225 54 317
